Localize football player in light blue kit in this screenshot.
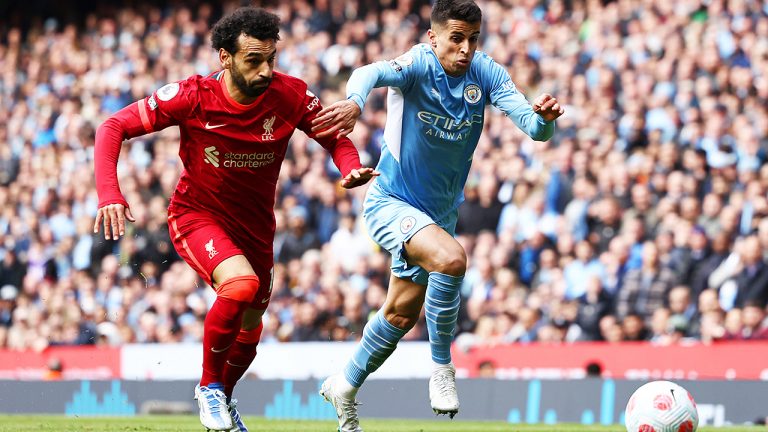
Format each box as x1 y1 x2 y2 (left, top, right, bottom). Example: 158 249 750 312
312 1 563 430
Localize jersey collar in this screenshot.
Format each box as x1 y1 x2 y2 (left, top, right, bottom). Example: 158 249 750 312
217 70 265 111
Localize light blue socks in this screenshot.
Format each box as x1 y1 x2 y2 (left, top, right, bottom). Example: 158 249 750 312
342 271 462 388
344 311 407 387
425 272 463 364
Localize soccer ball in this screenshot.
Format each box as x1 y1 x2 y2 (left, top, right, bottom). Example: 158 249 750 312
624 380 699 432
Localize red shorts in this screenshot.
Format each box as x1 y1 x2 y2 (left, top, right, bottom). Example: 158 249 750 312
167 207 274 309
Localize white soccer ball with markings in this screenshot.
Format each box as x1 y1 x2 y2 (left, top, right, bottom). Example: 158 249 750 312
625 380 699 432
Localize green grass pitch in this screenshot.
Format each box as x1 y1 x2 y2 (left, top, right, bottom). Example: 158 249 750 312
0 416 762 432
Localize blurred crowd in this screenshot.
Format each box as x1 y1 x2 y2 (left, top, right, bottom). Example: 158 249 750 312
0 0 767 352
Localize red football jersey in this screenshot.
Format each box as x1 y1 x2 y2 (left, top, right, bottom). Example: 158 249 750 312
95 71 361 254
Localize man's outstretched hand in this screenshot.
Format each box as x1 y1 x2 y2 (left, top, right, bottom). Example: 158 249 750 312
341 167 380 189
532 94 565 122
311 99 362 139
94 203 135 240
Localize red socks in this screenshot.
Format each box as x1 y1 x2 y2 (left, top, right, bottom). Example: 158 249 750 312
200 296 250 387
200 276 259 388
222 324 263 398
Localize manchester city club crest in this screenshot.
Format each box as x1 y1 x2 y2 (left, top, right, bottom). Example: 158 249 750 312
400 216 416 234
463 84 482 104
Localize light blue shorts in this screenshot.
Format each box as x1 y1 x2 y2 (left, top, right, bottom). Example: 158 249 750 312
363 185 458 286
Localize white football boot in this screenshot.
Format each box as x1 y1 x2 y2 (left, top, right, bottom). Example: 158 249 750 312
227 399 248 432
194 384 233 431
429 363 459 418
320 374 363 432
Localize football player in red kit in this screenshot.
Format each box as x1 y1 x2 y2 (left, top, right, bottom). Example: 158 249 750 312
93 7 377 432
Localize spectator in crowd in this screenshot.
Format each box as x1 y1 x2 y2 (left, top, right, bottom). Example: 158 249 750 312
668 285 697 327
0 285 18 327
277 206 321 264
723 308 745 340
43 357 64 380
588 197 623 254
689 231 731 297
508 307 543 344
621 313 649 342
563 241 604 300
477 359 497 378
599 315 624 344
575 275 612 341
731 236 768 309
457 176 504 236
737 302 768 340
615 241 678 321
584 361 602 378
648 308 672 344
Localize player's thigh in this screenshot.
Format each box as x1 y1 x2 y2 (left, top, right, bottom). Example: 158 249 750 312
212 255 256 285
363 192 435 283
382 274 426 328
403 224 466 274
168 209 247 287
169 208 275 308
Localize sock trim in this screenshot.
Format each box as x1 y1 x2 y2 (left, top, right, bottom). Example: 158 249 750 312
376 312 408 338
217 275 260 303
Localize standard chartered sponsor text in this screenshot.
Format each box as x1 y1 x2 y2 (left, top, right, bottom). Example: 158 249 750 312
222 151 276 168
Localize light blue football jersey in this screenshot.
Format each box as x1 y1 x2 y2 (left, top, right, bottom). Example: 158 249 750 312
347 43 554 222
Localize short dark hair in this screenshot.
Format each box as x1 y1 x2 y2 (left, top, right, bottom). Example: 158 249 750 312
431 0 482 26
211 7 281 54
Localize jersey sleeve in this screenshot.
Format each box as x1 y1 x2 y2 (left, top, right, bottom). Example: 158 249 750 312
297 87 362 177
135 79 199 133
94 79 198 208
94 103 145 208
485 59 555 141
346 46 421 112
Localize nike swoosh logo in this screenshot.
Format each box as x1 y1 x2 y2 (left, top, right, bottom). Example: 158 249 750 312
205 122 226 130
261 297 269 304
210 344 231 353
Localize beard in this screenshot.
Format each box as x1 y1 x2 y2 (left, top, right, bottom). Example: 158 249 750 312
230 62 271 98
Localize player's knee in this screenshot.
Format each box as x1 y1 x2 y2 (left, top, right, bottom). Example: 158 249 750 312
430 248 467 276
216 275 261 303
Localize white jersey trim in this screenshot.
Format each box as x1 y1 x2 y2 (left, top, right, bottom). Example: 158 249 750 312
384 87 405 162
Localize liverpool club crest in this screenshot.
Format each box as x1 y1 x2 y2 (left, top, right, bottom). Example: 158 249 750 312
262 116 276 141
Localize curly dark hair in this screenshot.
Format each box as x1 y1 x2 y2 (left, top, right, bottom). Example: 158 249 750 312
211 7 281 54
431 0 482 26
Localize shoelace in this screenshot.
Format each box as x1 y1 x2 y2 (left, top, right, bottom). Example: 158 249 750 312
339 397 362 430
229 399 247 430
434 370 457 398
229 399 240 420
203 389 228 415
